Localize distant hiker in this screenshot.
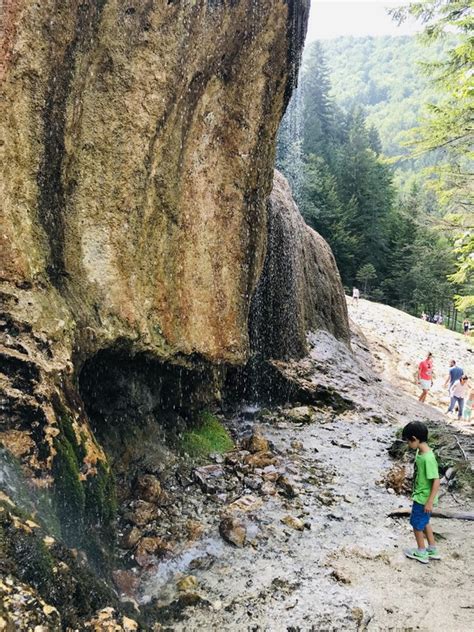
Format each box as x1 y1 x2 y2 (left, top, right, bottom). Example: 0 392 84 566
421 312 427 321
463 319 470 336
402 421 441 564
443 360 464 392
448 376 469 419
463 386 473 422
352 287 360 305
418 352 433 403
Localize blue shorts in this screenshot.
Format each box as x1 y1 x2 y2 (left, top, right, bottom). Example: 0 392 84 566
410 501 431 530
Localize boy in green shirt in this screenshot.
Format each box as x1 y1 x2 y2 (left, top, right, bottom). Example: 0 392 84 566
402 421 441 563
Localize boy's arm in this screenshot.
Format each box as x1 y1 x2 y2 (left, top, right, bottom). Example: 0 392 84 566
424 478 440 513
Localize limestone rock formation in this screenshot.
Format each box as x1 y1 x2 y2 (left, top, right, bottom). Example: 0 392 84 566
250 171 350 361
1 0 309 527
1 0 309 366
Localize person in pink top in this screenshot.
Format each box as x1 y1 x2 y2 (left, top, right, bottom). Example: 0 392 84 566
418 352 433 403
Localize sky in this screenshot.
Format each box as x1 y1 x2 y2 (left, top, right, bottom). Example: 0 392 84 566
307 0 422 41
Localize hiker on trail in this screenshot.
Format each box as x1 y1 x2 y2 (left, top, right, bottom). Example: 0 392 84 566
418 352 433 403
443 360 464 392
464 319 470 336
352 287 360 305
448 376 469 419
421 312 427 321
463 386 473 422
402 421 441 564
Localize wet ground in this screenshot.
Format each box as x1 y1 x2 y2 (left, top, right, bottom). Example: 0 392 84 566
138 300 474 631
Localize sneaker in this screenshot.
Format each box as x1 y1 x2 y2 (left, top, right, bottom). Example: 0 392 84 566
404 548 429 564
427 549 441 560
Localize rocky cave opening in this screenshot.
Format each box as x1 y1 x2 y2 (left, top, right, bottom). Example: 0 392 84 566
78 348 219 480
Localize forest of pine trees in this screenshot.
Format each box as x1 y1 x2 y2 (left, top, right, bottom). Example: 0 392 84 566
277 34 469 323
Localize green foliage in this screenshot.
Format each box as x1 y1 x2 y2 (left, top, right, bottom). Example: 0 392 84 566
390 1 474 312
84 461 117 532
356 263 377 294
277 31 470 319
180 412 233 458
52 435 86 545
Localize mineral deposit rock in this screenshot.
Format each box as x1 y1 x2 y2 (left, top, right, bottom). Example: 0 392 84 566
250 171 350 361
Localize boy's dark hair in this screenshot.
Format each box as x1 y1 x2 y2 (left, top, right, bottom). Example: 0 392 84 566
402 421 428 442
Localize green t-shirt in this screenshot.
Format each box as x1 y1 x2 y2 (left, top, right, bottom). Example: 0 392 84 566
412 449 439 505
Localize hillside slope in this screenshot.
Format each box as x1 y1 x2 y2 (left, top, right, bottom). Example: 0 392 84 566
319 35 452 158
348 297 474 428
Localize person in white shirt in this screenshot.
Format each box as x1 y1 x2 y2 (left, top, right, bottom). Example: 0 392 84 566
448 376 469 418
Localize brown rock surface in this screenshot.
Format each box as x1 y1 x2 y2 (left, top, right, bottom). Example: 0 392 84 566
0 0 310 553
1 1 309 364
250 171 350 360
219 516 247 548
134 475 162 504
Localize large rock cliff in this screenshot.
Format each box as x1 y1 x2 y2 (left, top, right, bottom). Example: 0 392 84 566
2 0 307 365
0 2 356 626
0 0 310 569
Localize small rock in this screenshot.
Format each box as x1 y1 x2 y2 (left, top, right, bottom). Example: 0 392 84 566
194 464 224 492
42 604 58 616
331 439 352 449
225 450 250 467
277 475 299 498
112 570 140 597
219 516 247 547
261 464 279 481
210 453 224 464
285 406 315 423
227 494 262 513
189 554 215 571
243 476 262 490
138 536 172 555
246 429 269 453
290 440 304 452
177 575 198 591
331 568 352 584
281 515 305 531
261 482 277 496
134 475 162 503
244 451 277 469
121 526 141 549
184 519 205 541
126 500 160 527
316 493 334 506
135 536 172 566
122 616 139 631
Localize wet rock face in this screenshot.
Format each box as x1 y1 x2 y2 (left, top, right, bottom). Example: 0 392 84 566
1 0 309 364
250 171 350 360
0 0 309 555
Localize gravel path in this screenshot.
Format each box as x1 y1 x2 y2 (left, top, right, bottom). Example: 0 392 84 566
141 299 474 631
